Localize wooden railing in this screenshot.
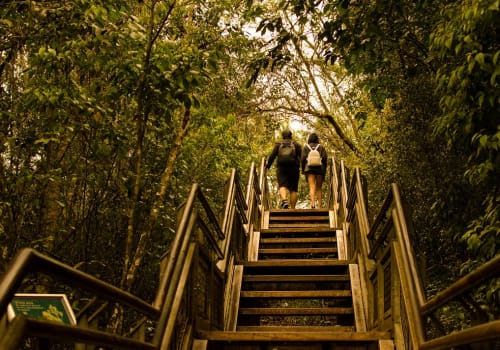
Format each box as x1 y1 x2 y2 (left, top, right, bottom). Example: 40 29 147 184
0 162 265 350
329 156 500 349
0 248 159 350
1 155 497 350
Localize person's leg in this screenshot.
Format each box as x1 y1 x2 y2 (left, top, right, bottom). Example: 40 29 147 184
290 190 298 209
307 174 316 208
278 186 289 208
289 168 300 209
315 175 324 208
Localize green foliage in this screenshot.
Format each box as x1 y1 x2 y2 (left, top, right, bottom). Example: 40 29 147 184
430 0 500 263
0 0 258 302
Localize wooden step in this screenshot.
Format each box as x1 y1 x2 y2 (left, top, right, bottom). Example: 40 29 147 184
269 208 330 214
235 325 355 332
243 274 350 283
240 290 351 298
244 259 350 268
268 223 330 229
259 247 337 255
239 307 353 316
270 216 329 223
261 227 335 234
198 330 391 342
260 237 336 244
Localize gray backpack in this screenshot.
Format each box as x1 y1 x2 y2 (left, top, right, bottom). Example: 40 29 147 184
306 144 322 166
278 141 296 165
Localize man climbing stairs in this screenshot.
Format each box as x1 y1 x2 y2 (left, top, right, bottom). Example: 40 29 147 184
195 208 392 350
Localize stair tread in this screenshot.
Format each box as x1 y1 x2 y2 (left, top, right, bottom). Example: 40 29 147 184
243 274 350 282
262 227 335 233
239 307 354 315
270 216 329 221
259 247 337 254
270 208 330 213
240 290 352 298
198 330 390 342
260 237 336 244
236 325 355 332
244 259 351 267
269 224 330 228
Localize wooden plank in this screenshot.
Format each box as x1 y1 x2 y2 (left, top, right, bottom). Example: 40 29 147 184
238 307 353 315
191 339 207 350
350 264 367 332
261 227 335 234
240 290 352 298
260 237 336 244
225 265 243 331
247 230 260 262
198 330 390 342
270 216 330 222
236 325 355 332
243 260 351 267
243 274 350 282
269 209 329 214
337 229 347 260
378 339 395 350
268 223 331 229
258 247 337 254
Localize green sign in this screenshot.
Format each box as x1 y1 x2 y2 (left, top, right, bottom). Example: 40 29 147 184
8 293 76 325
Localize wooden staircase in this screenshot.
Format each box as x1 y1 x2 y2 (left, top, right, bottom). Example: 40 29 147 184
195 209 391 350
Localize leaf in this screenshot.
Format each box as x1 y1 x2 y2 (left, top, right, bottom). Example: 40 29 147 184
474 52 485 67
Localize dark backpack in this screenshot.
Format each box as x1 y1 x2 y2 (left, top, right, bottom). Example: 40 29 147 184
277 141 296 165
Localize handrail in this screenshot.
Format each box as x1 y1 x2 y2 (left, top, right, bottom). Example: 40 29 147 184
334 158 500 350
0 249 159 349
0 248 158 319
154 164 261 348
420 320 500 350
259 157 271 211
421 254 500 316
0 161 263 350
391 184 426 307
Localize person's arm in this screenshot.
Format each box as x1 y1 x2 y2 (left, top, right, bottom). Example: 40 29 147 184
266 143 279 169
301 144 308 173
321 145 328 168
294 142 302 167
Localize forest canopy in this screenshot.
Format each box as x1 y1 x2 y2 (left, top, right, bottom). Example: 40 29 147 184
0 0 498 309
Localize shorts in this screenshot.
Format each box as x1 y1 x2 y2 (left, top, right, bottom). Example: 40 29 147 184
304 165 326 177
277 165 300 192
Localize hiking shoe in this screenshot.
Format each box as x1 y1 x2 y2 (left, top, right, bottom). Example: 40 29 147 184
281 201 289 209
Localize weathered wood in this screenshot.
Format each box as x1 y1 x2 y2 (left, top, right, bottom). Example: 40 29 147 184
24 317 156 350
243 274 350 282
260 237 336 244
238 307 353 315
378 339 395 350
191 339 207 350
197 330 391 342
337 230 347 260
236 325 355 332
270 216 330 222
243 260 351 267
240 290 352 298
420 320 500 350
261 227 336 234
258 247 337 254
225 265 243 331
247 230 260 261
268 223 331 228
349 264 367 332
421 254 500 316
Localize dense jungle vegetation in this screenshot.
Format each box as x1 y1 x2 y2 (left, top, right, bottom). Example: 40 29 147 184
0 0 498 318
